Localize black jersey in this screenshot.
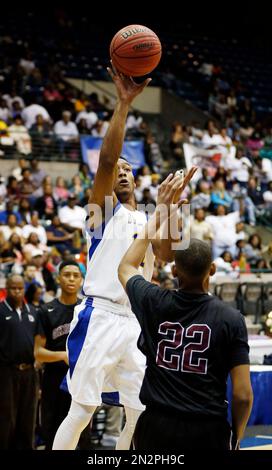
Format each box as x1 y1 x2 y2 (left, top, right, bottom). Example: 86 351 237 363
126 275 249 419
36 298 80 375
0 300 37 365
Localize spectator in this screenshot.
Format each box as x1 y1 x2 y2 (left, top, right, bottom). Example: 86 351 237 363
46 215 74 254
0 214 23 241
58 194 86 231
76 118 89 135
29 159 47 188
247 177 264 207
18 198 33 225
190 208 213 242
23 233 48 262
227 147 252 187
10 100 24 120
0 98 11 123
201 120 221 149
0 200 22 225
139 188 156 211
244 234 263 267
206 205 241 259
29 114 53 158
22 213 47 246
210 178 233 210
30 251 57 297
3 91 25 111
169 122 186 167
76 188 89 211
91 119 109 137
18 168 36 200
23 263 40 290
22 95 50 129
138 165 152 190
8 116 32 155
34 183 58 220
214 250 234 275
19 51 35 75
6 176 20 204
43 83 62 104
53 176 69 203
0 233 24 273
149 174 161 201
145 133 164 173
76 103 98 130
54 111 79 155
12 157 28 181
69 175 84 200
25 283 44 310
126 110 143 132
134 175 143 203
78 163 92 189
190 181 211 211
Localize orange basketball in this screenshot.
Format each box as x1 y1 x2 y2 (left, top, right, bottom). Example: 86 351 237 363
110 24 162 77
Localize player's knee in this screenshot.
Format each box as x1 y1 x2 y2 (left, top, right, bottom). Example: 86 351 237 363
69 401 96 426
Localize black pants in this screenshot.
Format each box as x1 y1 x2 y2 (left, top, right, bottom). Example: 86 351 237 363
134 407 231 451
0 365 38 450
41 369 92 450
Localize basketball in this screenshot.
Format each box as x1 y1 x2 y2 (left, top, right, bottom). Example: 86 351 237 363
110 24 162 77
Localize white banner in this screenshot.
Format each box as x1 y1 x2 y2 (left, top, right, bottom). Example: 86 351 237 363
183 143 236 181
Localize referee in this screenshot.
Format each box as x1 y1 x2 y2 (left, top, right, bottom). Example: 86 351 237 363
0 274 38 449
118 176 253 451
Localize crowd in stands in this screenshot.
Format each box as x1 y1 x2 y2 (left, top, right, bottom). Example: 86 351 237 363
0 147 271 309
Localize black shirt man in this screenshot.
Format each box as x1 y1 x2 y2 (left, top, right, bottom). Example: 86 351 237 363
0 274 38 450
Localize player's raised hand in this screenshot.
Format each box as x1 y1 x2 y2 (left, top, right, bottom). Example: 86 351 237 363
157 167 198 208
107 61 151 105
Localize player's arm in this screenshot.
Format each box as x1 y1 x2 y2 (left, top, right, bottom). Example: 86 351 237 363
34 335 68 365
118 173 192 288
230 364 253 449
89 65 151 209
151 167 198 262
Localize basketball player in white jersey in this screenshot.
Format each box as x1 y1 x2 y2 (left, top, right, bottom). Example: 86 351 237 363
53 65 196 450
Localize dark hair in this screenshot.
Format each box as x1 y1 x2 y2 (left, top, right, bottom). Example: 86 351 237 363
248 233 262 249
119 156 130 164
7 213 17 222
174 239 212 279
58 260 81 274
25 283 42 304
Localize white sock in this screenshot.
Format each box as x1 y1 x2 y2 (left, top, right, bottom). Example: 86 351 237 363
115 407 142 450
52 400 97 450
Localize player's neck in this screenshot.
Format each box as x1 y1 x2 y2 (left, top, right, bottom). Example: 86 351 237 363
59 292 78 305
118 194 136 210
178 279 209 294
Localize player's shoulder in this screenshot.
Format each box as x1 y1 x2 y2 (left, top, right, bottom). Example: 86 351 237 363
211 295 243 324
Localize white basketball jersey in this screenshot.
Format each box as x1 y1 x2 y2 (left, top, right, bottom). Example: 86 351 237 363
82 202 155 306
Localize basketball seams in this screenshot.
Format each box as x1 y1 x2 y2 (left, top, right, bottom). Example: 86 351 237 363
111 34 160 55
114 50 161 60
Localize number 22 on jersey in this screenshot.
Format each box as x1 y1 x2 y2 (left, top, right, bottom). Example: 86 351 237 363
156 322 211 375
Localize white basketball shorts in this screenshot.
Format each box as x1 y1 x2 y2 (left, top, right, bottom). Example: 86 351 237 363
63 297 145 411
